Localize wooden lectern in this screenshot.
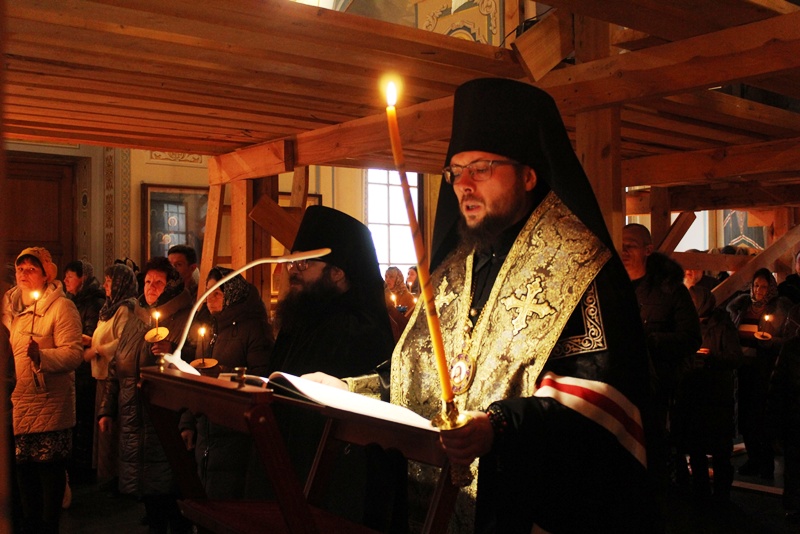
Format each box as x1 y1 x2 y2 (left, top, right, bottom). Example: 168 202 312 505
139 367 459 534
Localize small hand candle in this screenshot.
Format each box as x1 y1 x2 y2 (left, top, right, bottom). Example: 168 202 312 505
30 290 41 338
198 326 206 363
153 311 160 331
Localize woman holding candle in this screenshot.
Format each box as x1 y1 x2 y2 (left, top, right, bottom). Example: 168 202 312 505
85 262 138 491
2 247 83 534
727 267 792 480
97 256 195 534
406 266 420 296
179 266 273 499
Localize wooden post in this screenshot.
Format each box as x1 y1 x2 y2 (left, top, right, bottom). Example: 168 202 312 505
198 184 225 301
574 15 623 246
650 187 671 248
231 180 253 277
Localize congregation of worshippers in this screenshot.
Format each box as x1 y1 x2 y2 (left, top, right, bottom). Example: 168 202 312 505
6 77 800 534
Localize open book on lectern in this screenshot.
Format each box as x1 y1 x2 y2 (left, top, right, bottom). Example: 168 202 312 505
223 371 439 433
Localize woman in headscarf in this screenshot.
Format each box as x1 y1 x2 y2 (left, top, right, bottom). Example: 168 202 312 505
85 263 138 490
2 247 83 534
97 256 194 534
180 266 273 499
727 267 792 480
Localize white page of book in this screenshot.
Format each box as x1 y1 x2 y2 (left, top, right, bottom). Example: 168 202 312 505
270 372 439 433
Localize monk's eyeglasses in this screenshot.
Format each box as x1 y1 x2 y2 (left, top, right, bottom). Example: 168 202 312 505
442 159 518 185
286 259 325 272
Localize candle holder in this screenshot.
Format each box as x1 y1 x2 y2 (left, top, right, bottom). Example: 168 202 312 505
144 327 169 343
755 315 773 340
190 326 219 373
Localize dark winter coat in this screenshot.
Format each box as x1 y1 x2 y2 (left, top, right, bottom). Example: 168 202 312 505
180 284 273 499
767 336 800 444
98 289 194 497
200 285 272 376
674 307 743 449
633 252 702 400
69 278 106 337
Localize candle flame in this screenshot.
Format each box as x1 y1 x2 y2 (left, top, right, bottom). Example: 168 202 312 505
153 311 160 320
199 326 206 337
765 314 772 321
32 291 40 301
386 81 397 107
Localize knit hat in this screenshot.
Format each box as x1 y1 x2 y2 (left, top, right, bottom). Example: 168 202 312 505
292 206 379 281
291 205 388 323
16 247 58 282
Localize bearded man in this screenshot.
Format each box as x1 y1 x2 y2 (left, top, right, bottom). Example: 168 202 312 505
269 205 394 378
351 78 657 533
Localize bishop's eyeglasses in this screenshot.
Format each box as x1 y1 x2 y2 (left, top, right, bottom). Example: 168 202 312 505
442 159 518 185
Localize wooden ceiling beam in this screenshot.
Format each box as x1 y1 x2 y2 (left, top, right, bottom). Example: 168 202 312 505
77 0 522 76
670 181 800 211
627 176 800 215
3 61 374 123
511 9 574 82
645 91 800 138
539 0 797 41
621 106 765 146
712 223 800 304
539 12 800 113
622 135 800 187
210 96 453 184
8 0 522 99
6 22 458 105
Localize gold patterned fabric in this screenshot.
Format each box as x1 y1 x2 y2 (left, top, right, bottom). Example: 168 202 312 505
390 193 611 530
391 192 609 416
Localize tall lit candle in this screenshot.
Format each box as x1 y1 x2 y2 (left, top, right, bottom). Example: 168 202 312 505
153 311 160 331
30 291 41 338
385 80 453 403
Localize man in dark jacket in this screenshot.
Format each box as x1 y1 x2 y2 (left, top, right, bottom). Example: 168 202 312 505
622 223 702 498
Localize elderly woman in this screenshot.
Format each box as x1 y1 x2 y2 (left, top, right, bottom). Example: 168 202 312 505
727 267 793 480
2 247 82 534
85 263 138 489
180 266 273 499
98 256 194 534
